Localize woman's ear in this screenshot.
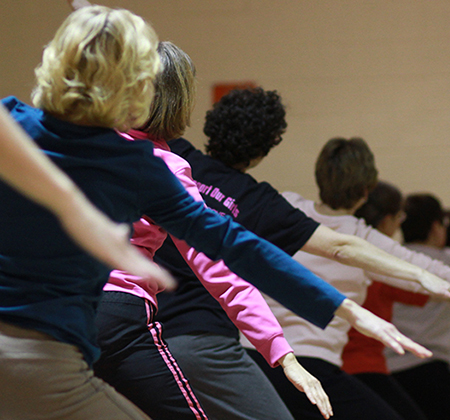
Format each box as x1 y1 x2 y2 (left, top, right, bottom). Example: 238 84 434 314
427 219 447 248
429 220 441 236
362 189 369 204
376 214 395 237
353 192 369 213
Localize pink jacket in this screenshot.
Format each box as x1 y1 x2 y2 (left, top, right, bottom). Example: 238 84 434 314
106 131 292 367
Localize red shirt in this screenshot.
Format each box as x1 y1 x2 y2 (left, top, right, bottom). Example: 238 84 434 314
342 281 428 374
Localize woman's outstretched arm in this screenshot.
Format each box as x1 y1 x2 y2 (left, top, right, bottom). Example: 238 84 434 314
0 104 174 289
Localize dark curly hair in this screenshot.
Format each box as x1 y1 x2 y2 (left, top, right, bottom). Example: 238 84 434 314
204 88 287 168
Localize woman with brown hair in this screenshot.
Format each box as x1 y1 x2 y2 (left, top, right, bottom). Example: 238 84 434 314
244 137 450 420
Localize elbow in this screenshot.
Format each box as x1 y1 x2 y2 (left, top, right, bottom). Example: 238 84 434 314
330 239 360 266
332 246 349 264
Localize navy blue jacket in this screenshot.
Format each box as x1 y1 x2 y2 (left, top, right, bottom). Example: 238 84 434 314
0 98 345 366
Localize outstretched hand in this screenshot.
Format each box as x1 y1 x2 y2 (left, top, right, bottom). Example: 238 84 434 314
418 269 450 299
278 353 333 419
0 103 175 291
335 298 432 358
67 0 92 10
58 189 177 291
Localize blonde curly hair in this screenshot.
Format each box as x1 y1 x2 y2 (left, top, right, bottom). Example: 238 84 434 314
32 6 161 131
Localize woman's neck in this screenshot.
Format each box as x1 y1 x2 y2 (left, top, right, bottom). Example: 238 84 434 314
314 202 357 216
314 195 367 216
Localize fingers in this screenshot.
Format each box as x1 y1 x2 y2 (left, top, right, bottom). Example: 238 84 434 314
280 355 333 419
61 204 178 290
67 0 92 11
380 329 405 355
124 251 178 291
368 320 433 359
341 299 433 360
302 378 333 419
420 274 450 299
385 331 432 359
119 242 177 291
437 287 450 299
430 283 450 299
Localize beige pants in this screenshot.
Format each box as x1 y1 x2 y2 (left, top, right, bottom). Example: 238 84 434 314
0 320 151 420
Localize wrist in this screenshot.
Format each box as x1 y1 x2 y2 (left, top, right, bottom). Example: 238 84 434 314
334 298 357 323
416 268 429 285
278 352 297 369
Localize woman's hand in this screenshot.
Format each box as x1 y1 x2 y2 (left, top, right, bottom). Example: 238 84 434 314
417 269 450 298
335 298 432 358
57 189 177 291
278 352 333 419
67 0 92 11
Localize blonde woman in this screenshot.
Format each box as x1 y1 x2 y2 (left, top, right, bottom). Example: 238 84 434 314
0 6 163 420
0 6 346 420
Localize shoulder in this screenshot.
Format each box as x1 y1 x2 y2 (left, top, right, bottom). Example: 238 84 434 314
407 244 450 266
1 96 19 110
168 137 198 158
153 148 191 174
281 191 310 211
169 138 221 174
2 96 36 119
281 190 305 204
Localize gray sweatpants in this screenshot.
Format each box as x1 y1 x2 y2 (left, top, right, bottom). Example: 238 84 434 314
165 333 295 420
0 320 151 420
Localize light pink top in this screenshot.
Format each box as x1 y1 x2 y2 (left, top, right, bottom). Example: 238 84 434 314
105 132 292 367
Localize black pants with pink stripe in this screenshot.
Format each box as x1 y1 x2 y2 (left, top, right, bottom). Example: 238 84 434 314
94 292 209 420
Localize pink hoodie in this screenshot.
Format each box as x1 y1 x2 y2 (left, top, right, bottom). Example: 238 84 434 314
105 131 292 367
